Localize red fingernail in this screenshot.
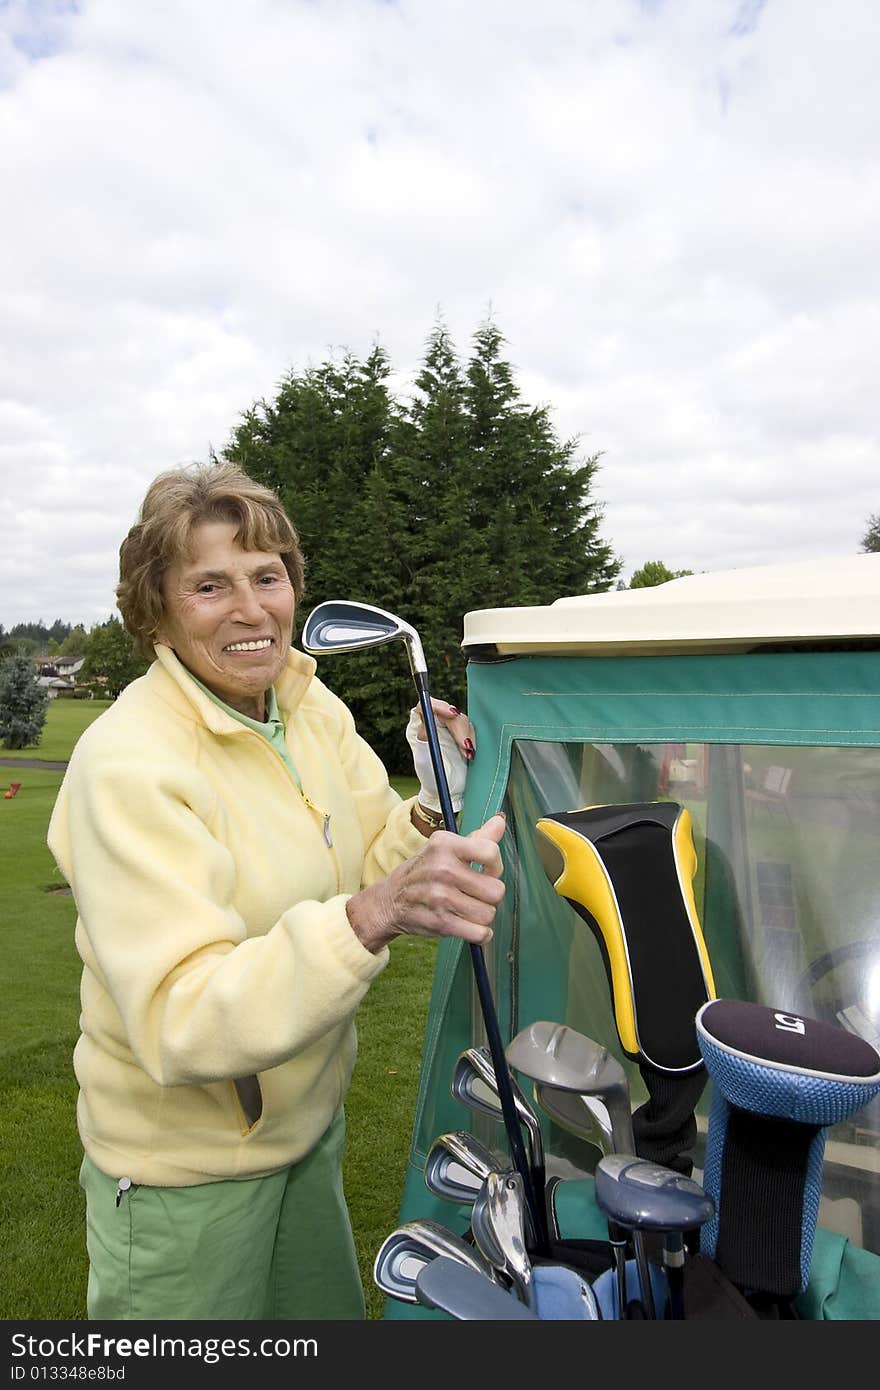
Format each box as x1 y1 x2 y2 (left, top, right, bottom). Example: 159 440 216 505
449 706 461 716
464 739 475 758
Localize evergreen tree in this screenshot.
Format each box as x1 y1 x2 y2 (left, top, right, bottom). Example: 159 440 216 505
462 319 619 601
60 625 88 659
221 319 620 771
1 634 40 658
0 653 49 749
225 346 399 607
224 346 410 759
861 513 880 554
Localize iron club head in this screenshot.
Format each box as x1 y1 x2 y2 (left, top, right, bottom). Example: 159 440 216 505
301 599 427 674
507 1021 636 1154
416 1256 539 1320
424 1130 508 1204
533 1080 614 1156
471 1170 535 1308
373 1219 499 1304
452 1045 545 1173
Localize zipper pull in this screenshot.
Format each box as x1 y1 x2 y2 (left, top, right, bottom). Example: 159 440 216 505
302 793 333 847
116 1177 132 1208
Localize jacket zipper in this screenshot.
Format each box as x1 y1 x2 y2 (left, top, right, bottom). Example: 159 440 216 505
302 793 333 847
245 731 342 890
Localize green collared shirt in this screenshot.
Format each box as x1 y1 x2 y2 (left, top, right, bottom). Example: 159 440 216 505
188 676 302 790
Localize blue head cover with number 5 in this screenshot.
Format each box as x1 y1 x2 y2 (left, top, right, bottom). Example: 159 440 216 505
696 998 880 1299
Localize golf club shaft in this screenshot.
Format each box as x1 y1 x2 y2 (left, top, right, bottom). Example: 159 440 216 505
633 1233 657 1320
414 672 548 1252
608 1221 629 1320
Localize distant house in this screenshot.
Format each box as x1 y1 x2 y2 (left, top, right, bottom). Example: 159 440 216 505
37 674 75 697
55 656 85 680
34 655 85 698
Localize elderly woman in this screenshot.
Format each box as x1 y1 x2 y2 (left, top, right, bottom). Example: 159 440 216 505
47 461 505 1322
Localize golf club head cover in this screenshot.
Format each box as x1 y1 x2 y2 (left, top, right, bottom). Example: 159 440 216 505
535 802 715 1072
696 998 880 1299
536 801 715 1173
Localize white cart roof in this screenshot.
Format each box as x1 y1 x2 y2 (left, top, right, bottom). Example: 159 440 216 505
462 553 880 656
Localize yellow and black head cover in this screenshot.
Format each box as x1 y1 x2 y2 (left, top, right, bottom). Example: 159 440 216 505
536 800 715 1074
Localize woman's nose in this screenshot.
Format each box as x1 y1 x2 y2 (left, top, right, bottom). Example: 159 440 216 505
230 581 268 622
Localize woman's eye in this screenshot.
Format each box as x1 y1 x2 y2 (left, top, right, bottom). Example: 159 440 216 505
197 583 219 595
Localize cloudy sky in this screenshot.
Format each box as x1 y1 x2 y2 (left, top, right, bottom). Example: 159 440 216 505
1 0 878 632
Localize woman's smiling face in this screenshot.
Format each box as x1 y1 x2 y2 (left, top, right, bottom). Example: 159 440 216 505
158 519 296 719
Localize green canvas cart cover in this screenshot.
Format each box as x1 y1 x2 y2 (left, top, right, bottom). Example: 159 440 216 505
386 554 880 1320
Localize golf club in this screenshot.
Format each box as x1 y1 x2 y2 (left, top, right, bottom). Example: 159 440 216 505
451 1044 547 1247
415 1256 539 1320
373 1218 500 1305
424 1130 507 1205
302 599 545 1248
470 1172 601 1319
507 1021 636 1154
506 1020 653 1317
471 1170 535 1308
594 1154 715 1320
533 1080 613 1156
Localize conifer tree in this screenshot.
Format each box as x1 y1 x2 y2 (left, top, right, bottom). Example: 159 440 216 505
221 319 620 771
861 513 880 554
0 653 49 749
225 347 399 614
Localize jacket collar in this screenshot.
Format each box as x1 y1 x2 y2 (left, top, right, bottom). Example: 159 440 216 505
152 643 318 734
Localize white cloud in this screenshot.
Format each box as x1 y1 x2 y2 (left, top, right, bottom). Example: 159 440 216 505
1 0 878 630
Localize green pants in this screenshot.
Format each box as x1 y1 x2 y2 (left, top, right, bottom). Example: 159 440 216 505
79 1110 365 1320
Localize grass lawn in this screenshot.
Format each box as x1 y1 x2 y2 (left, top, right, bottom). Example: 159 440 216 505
2 697 114 762
0 700 435 1320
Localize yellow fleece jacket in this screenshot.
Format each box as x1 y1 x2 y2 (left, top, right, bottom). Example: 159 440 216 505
47 644 426 1186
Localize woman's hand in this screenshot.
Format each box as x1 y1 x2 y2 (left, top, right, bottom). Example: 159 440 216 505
406 699 475 830
345 813 506 954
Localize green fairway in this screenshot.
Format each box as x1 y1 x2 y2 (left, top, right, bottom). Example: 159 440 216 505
2 697 113 762
0 698 435 1320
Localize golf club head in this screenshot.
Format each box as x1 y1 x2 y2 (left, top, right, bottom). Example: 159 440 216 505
452 1046 545 1171
533 1080 613 1155
416 1256 539 1320
301 599 427 674
482 1170 535 1307
594 1154 715 1235
471 1176 508 1272
424 1131 507 1204
507 1021 635 1153
373 1219 498 1304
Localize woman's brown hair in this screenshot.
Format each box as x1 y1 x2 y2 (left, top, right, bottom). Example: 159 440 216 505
117 461 305 658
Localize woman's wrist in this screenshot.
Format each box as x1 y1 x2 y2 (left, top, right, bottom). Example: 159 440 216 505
345 888 396 955
412 801 448 836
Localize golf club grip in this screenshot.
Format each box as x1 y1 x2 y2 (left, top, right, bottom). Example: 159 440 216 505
414 675 548 1251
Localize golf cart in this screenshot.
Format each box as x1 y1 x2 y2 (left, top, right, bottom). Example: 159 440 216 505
381 552 880 1319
